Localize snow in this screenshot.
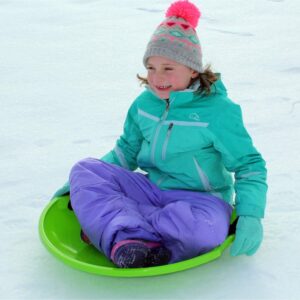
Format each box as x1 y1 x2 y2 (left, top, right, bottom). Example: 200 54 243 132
1 0 299 299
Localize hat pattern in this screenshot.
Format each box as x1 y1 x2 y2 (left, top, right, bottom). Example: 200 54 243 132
143 0 203 72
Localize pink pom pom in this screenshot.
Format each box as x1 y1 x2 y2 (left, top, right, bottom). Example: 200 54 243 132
166 0 201 28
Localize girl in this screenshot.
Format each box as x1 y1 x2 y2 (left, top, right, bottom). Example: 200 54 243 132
53 0 267 268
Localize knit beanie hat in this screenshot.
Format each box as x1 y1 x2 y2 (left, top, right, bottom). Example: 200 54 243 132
143 0 203 73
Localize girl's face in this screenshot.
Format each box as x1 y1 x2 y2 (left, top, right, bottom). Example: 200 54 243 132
146 56 199 99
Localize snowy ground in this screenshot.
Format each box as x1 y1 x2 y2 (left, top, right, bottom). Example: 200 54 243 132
1 0 300 299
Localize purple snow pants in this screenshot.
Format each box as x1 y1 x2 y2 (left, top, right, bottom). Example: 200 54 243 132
69 158 233 263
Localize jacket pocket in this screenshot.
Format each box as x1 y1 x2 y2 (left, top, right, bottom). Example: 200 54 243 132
193 156 213 192
162 122 174 160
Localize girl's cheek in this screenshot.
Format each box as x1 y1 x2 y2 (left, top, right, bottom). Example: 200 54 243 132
147 73 153 83
147 77 155 88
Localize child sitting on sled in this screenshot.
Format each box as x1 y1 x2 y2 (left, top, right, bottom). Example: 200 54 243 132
53 0 267 268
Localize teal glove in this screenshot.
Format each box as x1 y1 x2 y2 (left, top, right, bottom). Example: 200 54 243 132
230 216 263 256
51 181 70 200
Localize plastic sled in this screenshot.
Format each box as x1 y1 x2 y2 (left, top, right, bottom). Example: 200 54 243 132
39 195 237 277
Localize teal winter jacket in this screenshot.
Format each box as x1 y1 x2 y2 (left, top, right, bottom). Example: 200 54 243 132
101 78 267 218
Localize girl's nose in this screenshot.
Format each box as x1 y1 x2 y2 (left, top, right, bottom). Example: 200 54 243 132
155 71 166 80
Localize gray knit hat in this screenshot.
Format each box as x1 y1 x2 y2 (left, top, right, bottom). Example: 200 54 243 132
143 0 203 72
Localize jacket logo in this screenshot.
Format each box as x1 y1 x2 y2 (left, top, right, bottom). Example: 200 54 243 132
189 113 200 121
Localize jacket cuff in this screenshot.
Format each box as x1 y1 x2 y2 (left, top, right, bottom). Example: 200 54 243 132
236 204 265 218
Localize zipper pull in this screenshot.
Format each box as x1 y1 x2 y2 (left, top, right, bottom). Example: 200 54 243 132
166 99 170 111
168 122 174 130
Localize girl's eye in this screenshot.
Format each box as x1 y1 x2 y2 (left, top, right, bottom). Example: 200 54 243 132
147 66 154 70
165 68 174 71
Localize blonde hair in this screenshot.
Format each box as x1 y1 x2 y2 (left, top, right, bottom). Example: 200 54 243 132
137 65 218 95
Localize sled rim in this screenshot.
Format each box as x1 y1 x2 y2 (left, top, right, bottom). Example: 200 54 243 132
39 196 235 277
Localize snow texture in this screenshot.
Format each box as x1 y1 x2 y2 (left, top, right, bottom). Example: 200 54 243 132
0 0 299 299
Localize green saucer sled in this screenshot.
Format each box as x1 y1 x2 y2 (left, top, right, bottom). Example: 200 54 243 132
39 195 237 277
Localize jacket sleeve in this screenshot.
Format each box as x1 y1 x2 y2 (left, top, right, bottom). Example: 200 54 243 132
100 101 143 171
211 102 268 218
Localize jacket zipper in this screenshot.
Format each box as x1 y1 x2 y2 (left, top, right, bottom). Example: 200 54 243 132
150 99 171 165
162 122 174 160
166 99 170 110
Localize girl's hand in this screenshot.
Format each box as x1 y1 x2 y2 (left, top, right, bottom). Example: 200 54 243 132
230 216 263 256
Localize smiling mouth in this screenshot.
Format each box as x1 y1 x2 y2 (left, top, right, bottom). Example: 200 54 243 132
156 85 172 91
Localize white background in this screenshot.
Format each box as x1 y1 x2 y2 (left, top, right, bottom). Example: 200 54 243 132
1 0 300 299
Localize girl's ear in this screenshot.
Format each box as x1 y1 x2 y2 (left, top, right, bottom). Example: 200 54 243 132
191 70 199 79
